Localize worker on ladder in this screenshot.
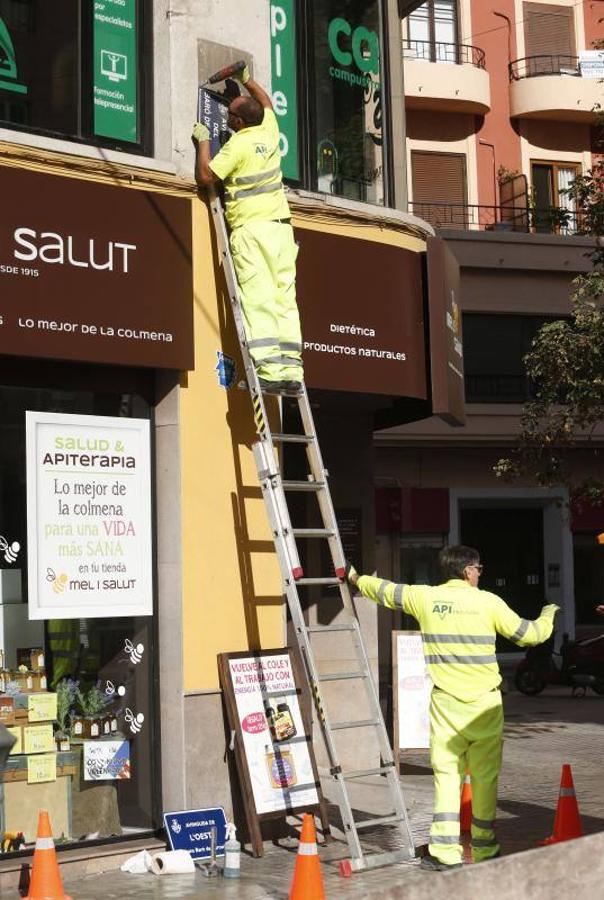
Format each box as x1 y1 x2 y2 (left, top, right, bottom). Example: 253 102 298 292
192 63 303 394
345 546 559 871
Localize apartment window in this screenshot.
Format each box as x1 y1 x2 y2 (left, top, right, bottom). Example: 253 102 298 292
407 1 458 62
523 2 576 74
463 313 567 403
410 150 467 228
531 161 580 233
0 1 150 153
305 0 386 205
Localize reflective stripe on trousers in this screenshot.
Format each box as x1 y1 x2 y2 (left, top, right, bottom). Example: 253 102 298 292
428 687 503 865
230 221 303 382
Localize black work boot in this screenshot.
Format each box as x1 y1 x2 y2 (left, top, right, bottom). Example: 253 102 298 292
420 853 463 872
258 378 287 394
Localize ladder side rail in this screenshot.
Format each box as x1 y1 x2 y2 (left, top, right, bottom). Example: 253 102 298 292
253 443 303 583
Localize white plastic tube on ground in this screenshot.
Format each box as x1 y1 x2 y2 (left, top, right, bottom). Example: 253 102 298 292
151 850 195 875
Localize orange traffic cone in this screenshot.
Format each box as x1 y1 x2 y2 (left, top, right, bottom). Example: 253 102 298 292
27 810 72 900
539 764 583 845
289 814 326 900
460 770 472 833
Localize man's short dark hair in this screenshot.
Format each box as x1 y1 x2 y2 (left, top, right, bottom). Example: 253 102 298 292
234 97 264 126
439 545 480 580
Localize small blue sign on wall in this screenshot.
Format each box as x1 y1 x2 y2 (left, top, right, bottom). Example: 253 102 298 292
215 350 236 389
163 807 227 861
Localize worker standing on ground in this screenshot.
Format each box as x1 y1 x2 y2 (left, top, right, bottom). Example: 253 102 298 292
345 545 559 871
192 64 303 394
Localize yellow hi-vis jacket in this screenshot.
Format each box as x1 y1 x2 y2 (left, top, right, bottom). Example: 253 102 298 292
209 108 290 230
357 576 558 702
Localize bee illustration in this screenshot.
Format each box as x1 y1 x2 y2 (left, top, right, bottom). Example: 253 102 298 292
0 537 20 565
124 638 144 665
124 708 145 735
105 680 126 698
46 568 68 594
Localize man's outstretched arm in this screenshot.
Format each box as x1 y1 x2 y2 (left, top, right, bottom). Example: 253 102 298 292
344 563 429 620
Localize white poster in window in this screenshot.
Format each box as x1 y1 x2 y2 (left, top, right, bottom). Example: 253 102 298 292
84 739 131 780
26 412 152 619
395 632 431 750
229 654 319 815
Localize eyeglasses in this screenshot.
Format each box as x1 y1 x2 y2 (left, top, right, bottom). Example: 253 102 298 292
468 564 483 574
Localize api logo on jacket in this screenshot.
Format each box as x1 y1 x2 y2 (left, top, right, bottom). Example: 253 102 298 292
433 603 453 620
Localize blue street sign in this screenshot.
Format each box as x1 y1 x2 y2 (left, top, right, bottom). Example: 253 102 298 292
215 349 236 389
163 807 227 861
197 87 230 157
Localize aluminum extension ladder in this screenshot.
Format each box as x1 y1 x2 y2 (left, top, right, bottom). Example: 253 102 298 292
209 190 415 873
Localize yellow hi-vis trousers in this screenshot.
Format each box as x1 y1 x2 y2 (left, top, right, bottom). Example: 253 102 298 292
428 687 503 864
230 221 303 384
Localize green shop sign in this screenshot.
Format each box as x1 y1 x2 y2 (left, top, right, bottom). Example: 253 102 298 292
93 0 138 144
0 16 27 94
270 0 299 181
328 16 380 89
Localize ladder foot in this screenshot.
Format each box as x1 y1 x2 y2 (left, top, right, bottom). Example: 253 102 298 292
339 860 353 878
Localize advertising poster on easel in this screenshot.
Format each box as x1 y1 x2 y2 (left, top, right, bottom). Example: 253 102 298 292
393 632 432 767
218 649 329 857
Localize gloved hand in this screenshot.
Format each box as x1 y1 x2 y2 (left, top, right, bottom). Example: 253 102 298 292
541 603 561 618
343 561 359 586
233 63 251 85
191 122 210 143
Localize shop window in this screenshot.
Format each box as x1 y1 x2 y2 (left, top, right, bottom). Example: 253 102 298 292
531 161 580 234
305 0 386 204
0 0 150 153
462 313 568 403
0 379 157 853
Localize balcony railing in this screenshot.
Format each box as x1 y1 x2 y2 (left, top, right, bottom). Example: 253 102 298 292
509 55 580 81
408 201 581 234
403 39 486 69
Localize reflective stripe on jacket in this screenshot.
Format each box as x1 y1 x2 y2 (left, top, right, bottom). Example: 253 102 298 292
356 577 556 702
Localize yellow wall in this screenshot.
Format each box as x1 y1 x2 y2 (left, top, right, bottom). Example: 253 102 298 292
181 200 286 692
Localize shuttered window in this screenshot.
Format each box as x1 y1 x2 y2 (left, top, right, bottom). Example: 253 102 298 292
411 150 467 228
523 3 575 59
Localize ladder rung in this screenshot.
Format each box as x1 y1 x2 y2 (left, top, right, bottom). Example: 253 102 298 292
295 577 341 586
331 719 379 731
271 433 314 444
354 814 406 831
292 528 334 538
318 671 367 682
282 480 325 492
341 766 395 779
306 624 356 633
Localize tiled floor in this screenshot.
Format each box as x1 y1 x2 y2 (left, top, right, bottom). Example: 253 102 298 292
62 687 604 899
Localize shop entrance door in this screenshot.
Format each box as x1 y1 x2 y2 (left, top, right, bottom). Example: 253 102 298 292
460 507 544 651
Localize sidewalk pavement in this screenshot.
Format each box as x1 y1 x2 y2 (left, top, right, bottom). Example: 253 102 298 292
61 687 604 899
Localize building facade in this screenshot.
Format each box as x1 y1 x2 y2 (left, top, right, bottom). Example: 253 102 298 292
0 0 456 883
373 0 603 670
